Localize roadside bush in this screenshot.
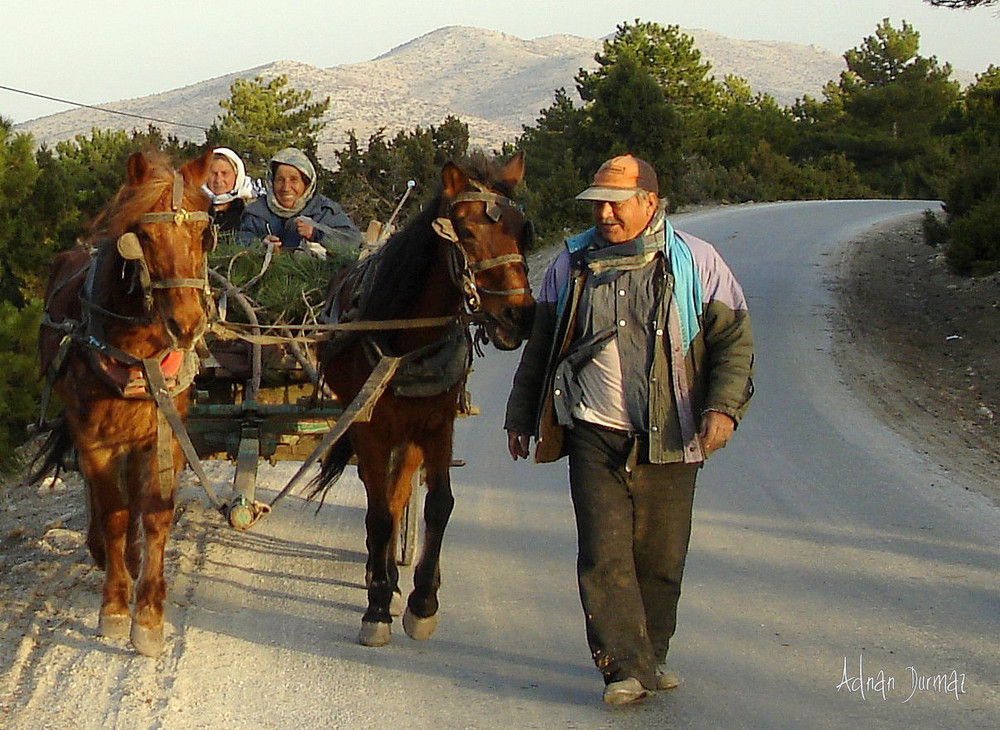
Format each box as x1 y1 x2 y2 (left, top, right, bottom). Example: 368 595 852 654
945 197 1000 275
0 300 43 474
922 209 949 247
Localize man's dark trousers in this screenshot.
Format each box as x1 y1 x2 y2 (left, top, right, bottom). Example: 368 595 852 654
566 419 699 689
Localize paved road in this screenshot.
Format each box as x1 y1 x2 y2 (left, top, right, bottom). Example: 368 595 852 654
13 201 997 729
175 201 1000 729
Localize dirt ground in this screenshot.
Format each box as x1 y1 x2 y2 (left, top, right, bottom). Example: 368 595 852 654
833 214 1000 504
1 214 998 725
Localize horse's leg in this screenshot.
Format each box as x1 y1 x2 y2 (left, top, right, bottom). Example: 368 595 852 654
85 477 107 570
79 447 133 639
403 419 455 641
122 452 143 580
128 442 176 657
355 431 420 647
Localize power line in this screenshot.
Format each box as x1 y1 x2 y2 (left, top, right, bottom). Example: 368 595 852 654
1 82 335 149
1 83 209 132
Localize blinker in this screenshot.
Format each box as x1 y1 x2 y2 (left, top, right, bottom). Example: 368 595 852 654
117 232 143 261
432 217 460 243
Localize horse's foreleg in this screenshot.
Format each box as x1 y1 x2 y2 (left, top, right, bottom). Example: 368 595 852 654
357 438 420 647
85 481 107 570
128 445 176 657
97 506 132 639
404 432 455 641
78 449 132 639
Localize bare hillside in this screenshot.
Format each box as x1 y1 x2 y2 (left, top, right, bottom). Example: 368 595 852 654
16 25 848 165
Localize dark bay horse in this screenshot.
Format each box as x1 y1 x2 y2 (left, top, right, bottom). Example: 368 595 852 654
316 152 535 646
32 151 213 656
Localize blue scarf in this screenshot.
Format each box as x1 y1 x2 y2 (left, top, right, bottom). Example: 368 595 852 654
565 211 702 354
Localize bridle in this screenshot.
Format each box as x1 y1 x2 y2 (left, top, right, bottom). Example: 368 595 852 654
433 181 532 313
114 170 214 313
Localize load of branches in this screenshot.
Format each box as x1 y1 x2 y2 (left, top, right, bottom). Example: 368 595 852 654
207 238 357 326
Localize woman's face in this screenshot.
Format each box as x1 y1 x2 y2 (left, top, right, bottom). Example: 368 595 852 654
207 157 237 195
273 164 308 208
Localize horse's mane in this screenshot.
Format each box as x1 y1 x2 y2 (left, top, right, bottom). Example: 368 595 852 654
362 153 510 320
92 151 206 239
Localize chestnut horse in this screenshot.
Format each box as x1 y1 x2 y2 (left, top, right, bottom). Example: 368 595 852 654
315 152 535 646
32 151 213 656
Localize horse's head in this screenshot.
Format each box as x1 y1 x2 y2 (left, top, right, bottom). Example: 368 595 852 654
436 152 535 351
107 151 214 351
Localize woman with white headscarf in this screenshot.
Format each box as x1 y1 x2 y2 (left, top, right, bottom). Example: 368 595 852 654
204 147 255 235
237 147 359 256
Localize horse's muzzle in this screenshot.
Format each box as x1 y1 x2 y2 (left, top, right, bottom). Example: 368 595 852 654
487 301 535 351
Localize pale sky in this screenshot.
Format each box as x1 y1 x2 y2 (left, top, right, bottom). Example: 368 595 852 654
2 0 997 124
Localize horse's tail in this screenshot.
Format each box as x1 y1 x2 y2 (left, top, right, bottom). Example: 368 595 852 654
307 436 354 507
24 417 74 487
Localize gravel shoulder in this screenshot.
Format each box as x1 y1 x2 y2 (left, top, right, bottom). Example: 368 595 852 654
833 214 1000 505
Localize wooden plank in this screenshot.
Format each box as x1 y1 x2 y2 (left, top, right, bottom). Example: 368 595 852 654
268 356 402 508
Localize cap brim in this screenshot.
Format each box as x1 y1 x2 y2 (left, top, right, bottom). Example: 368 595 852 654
575 186 639 202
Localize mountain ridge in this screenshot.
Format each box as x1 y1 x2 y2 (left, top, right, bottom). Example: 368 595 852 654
16 25 849 165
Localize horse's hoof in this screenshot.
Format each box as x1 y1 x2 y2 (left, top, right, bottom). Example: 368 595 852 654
390 591 405 617
97 612 130 640
402 607 438 641
130 622 165 657
359 621 391 647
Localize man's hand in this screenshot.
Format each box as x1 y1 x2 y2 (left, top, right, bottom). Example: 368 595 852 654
700 410 735 456
507 430 531 461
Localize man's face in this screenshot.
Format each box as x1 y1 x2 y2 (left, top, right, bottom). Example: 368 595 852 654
592 192 658 244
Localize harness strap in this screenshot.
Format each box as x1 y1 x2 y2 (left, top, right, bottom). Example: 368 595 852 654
150 277 207 290
138 210 210 225
467 253 525 272
142 358 223 509
36 333 74 429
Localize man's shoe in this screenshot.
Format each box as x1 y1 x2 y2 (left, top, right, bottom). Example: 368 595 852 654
655 666 680 690
603 677 648 706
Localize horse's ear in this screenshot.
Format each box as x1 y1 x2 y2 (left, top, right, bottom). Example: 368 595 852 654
126 152 152 186
181 150 214 189
441 162 468 200
496 151 525 190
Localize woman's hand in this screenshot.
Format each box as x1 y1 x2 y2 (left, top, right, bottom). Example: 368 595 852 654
263 234 281 249
294 217 315 241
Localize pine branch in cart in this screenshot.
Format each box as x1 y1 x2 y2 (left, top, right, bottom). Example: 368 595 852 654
208 239 357 324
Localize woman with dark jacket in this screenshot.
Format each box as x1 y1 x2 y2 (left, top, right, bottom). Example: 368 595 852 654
237 147 359 256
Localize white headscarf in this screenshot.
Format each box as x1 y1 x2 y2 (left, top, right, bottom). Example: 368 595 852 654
202 147 255 205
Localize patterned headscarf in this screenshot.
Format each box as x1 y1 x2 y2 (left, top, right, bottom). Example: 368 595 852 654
265 147 318 218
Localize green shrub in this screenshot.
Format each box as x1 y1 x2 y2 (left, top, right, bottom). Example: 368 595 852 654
0 300 43 473
945 198 1000 275
922 209 950 247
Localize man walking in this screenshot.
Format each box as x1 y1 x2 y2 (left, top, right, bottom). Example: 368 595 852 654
504 155 754 705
